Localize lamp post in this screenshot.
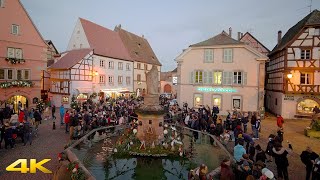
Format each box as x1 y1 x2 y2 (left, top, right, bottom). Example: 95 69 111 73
287 73 293 79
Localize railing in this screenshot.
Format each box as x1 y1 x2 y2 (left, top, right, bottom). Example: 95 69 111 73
288 84 320 94
63 124 235 180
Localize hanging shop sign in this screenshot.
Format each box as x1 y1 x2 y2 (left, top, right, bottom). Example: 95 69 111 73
284 95 294 101
197 87 237 93
172 77 178 85
62 96 69 104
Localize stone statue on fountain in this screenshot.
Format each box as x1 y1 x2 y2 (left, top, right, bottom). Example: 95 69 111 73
145 65 159 95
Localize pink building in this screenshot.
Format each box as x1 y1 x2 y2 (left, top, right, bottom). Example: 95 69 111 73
0 0 48 111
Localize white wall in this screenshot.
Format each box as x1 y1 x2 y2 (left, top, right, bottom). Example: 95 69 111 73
67 19 90 51
265 91 283 116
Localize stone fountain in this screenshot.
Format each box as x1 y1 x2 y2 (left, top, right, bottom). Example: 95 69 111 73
135 65 165 147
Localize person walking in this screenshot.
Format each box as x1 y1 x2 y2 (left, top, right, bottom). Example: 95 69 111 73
51 104 56 120
69 111 78 140
34 109 42 131
242 112 249 133
277 114 284 129
18 108 25 123
251 113 257 136
253 117 261 139
59 105 65 125
23 119 32 146
300 146 319 180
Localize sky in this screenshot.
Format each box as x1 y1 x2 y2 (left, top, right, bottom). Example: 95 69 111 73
21 0 320 72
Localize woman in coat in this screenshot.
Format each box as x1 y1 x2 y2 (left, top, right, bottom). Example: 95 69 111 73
272 142 292 180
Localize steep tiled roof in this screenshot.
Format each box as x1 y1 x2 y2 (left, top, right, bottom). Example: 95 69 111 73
270 9 320 55
190 31 244 47
115 26 161 66
79 18 132 61
49 49 92 69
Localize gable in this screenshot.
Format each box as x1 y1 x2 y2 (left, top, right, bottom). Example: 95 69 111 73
0 0 47 47
240 32 270 55
66 19 90 50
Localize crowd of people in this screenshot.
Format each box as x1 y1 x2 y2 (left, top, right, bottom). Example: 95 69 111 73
1 96 320 180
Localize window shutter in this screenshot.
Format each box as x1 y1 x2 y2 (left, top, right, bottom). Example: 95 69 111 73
203 71 208 84
7 48 15 58
204 50 207 62
211 50 214 62
295 48 301 59
189 71 194 84
208 71 213 84
222 72 227 85
230 49 233 62
243 72 247 85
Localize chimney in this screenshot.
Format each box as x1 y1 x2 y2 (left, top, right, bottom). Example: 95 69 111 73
278 30 282 44
238 32 241 40
229 27 232 37
241 33 244 38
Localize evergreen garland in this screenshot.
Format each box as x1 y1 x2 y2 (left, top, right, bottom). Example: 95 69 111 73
0 80 33 88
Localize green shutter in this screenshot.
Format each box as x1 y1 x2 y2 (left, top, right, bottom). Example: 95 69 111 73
222 72 227 85
208 71 213 84
190 71 194 84
243 72 247 85
203 71 208 84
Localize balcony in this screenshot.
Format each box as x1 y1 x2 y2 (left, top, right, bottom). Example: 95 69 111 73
287 84 320 94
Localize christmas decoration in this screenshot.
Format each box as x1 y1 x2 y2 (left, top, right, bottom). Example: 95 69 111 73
0 80 33 88
5 57 25 64
66 162 85 180
70 95 78 109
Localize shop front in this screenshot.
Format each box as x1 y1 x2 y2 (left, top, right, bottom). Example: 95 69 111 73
296 96 320 114
101 88 133 99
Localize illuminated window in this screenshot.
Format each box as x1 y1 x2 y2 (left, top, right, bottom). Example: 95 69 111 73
194 94 203 108
213 71 222 84
212 95 222 109
194 70 203 83
300 73 312 85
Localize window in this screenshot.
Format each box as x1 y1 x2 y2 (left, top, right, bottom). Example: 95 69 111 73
7 69 13 79
137 74 141 81
11 24 19 35
222 72 233 85
144 64 148 70
118 76 123 84
315 28 320 36
194 94 203 108
301 49 311 60
195 70 203 83
0 69 4 79
0 0 4 8
137 63 141 69
204 49 214 63
212 95 222 110
99 60 105 67
300 73 312 85
24 70 29 80
126 77 131 85
108 76 114 84
213 71 222 84
223 49 233 63
275 98 278 106
108 61 114 69
17 70 22 80
233 72 242 84
118 62 123 70
99 75 105 83
126 63 130 70
7 48 23 59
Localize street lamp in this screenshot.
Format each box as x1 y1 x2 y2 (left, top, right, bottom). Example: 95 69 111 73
93 71 99 77
287 73 293 79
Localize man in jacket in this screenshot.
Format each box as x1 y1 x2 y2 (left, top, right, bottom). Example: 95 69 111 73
300 146 319 180
272 142 292 180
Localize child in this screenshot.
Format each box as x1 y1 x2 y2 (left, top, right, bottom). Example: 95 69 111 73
220 130 230 146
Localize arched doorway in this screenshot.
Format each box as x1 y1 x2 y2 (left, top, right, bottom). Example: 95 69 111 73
7 95 28 113
164 84 172 93
297 98 320 114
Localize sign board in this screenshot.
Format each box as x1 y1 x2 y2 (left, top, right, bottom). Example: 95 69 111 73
284 95 294 101
172 77 178 85
197 87 237 93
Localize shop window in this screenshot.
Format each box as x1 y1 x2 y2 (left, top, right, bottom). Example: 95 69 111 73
194 94 203 108
212 95 222 110
297 99 319 114
232 96 242 110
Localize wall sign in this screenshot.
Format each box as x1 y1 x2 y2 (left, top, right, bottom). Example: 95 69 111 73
284 95 294 101
172 77 178 85
62 96 69 104
197 87 237 93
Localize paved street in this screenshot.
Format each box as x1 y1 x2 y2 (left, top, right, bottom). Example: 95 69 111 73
0 112 69 180
226 113 320 180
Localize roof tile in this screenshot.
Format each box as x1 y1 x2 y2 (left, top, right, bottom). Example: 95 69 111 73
49 49 92 69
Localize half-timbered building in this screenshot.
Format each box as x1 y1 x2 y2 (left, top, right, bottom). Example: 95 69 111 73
66 18 134 99
266 10 320 118
48 49 93 107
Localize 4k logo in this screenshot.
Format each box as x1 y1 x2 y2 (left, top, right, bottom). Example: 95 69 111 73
6 159 52 173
